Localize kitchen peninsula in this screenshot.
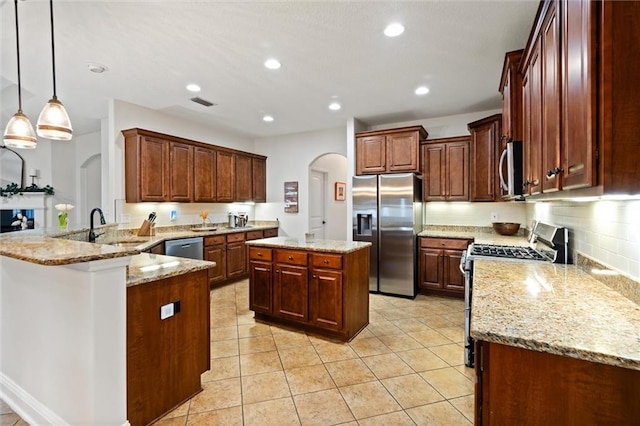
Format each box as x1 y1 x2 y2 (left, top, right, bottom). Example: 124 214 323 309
246 237 371 342
0 231 214 426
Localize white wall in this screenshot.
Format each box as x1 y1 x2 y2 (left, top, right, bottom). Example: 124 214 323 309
107 100 256 226
74 131 101 225
309 153 347 240
254 127 346 239
526 200 640 281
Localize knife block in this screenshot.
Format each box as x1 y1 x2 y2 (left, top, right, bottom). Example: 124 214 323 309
137 220 156 237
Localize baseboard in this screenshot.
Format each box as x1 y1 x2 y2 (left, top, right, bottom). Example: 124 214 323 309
0 372 67 425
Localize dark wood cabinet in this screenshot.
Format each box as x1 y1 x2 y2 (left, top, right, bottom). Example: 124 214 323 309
193 147 216 202
356 126 428 175
169 142 194 202
252 157 267 202
422 137 469 201
522 38 543 196
123 128 267 203
248 245 369 342
123 134 169 203
143 242 165 255
499 50 524 144
475 340 640 425
419 237 471 298
226 232 246 279
468 114 502 202
204 235 226 285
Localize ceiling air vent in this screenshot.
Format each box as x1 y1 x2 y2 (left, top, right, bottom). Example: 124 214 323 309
190 97 216 107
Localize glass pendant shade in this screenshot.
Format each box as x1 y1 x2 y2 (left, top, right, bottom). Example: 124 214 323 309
4 110 37 149
37 96 73 140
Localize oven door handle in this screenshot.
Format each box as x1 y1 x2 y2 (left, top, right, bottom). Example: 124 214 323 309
459 262 466 275
459 250 467 275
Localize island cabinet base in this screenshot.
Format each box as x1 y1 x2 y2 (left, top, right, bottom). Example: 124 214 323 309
249 245 370 342
475 341 640 425
127 269 210 426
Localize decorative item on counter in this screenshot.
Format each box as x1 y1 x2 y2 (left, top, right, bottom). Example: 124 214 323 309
200 210 209 228
55 203 74 229
492 222 521 236
305 232 315 243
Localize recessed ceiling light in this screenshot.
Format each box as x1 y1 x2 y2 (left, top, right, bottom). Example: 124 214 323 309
328 102 341 111
263 115 274 122
264 59 281 70
384 23 405 37
87 63 107 73
186 83 201 92
415 86 430 95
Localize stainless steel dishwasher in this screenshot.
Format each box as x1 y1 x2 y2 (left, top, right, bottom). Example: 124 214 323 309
164 237 204 260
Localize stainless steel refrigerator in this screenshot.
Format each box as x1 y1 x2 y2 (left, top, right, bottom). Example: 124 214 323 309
352 173 422 297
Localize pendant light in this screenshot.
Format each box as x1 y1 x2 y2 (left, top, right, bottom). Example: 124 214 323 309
37 0 73 140
3 0 37 149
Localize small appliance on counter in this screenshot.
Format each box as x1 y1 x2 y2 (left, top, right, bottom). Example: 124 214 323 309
228 212 249 228
461 221 571 367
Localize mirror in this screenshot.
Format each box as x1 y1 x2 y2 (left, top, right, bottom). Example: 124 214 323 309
0 146 25 188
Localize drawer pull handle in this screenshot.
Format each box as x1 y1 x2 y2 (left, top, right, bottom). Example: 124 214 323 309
313 275 317 279
288 256 293 260
323 259 329 264
276 270 280 273
257 252 262 256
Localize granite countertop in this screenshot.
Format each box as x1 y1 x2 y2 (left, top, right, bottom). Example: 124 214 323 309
471 259 640 371
126 253 215 287
246 237 372 254
418 226 530 246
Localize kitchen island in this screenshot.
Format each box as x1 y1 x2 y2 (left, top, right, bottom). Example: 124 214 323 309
471 259 640 425
246 237 371 341
0 234 214 426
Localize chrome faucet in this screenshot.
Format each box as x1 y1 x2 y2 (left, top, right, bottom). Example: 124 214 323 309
88 207 106 243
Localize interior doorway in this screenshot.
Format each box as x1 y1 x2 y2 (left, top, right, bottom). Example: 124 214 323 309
309 170 326 240
308 153 347 240
80 154 102 223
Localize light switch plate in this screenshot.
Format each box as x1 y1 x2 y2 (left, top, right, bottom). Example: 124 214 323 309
160 303 174 320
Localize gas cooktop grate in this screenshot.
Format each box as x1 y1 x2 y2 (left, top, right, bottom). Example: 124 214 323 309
470 244 548 261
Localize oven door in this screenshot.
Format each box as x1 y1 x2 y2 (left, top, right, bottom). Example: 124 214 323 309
461 251 474 367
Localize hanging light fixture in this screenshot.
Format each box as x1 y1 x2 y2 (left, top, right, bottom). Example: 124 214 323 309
3 0 37 149
37 0 73 140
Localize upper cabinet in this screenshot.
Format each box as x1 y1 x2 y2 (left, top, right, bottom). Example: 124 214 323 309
123 128 267 203
356 126 428 175
468 114 502 202
499 50 524 144
422 136 469 202
518 0 640 197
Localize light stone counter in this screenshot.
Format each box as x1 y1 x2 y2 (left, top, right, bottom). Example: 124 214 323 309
126 253 215 287
471 259 640 371
418 225 530 246
245 237 372 254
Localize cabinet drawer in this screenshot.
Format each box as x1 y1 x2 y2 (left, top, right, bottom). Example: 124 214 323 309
226 232 246 243
311 253 343 270
246 230 264 240
249 247 272 261
276 250 308 266
420 237 471 250
205 235 225 246
264 228 278 238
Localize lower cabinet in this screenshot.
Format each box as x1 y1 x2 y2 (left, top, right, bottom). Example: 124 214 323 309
226 233 246 279
204 235 226 285
475 340 640 425
248 245 369 341
419 237 472 298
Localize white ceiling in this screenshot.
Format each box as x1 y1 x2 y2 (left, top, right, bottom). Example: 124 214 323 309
0 0 539 139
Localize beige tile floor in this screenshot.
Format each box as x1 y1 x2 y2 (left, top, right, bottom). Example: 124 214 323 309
1 279 474 426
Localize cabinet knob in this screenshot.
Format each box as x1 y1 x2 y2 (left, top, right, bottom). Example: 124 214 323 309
546 167 565 178
288 256 293 260
257 252 262 256
266 269 271 272
276 269 280 273
523 180 530 187
313 275 317 279
323 259 329 264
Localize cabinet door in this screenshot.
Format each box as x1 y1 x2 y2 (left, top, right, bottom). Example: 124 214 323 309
226 242 246 279
252 157 267 202
169 142 193 202
356 135 386 174
139 137 169 202
423 143 446 201
194 147 216 203
249 260 272 314
205 244 226 284
309 268 343 331
216 151 235 202
526 38 543 196
470 119 499 202
443 249 464 292
274 264 308 321
419 248 443 290
235 154 253 202
446 142 470 201
386 131 419 173
542 2 562 193
561 0 595 190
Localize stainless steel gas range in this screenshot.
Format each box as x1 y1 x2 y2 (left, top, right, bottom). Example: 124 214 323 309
461 222 571 367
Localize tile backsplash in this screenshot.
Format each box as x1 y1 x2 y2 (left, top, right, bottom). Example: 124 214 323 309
526 200 640 281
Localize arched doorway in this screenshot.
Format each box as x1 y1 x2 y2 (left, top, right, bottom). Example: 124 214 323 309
80 154 102 223
308 153 347 240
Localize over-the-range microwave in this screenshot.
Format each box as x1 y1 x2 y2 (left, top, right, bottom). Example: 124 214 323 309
498 139 523 199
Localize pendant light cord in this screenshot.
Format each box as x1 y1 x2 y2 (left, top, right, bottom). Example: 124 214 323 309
49 0 57 98
13 0 23 111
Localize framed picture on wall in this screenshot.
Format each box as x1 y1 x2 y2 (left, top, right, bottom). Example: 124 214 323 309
284 181 299 213
335 182 346 201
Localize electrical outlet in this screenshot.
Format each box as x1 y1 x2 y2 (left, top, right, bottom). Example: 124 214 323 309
120 213 131 224
170 210 177 221
491 212 499 221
